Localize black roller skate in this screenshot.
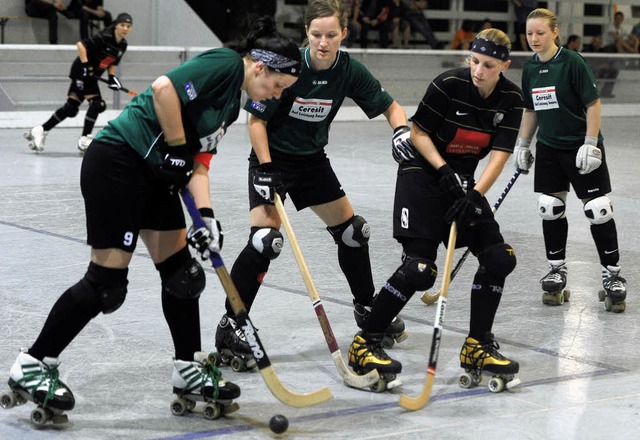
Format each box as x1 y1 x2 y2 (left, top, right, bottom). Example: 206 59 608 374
354 302 408 349
170 352 241 420
458 333 520 393
540 260 571 305
1 349 74 425
599 265 627 313
348 331 402 392
213 314 256 372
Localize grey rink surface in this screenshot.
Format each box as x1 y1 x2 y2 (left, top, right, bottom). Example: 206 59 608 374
1 118 639 440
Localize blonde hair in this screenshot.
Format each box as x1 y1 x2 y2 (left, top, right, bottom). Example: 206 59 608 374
476 28 512 51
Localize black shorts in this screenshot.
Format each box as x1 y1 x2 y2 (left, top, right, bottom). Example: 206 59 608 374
80 140 186 252
533 141 611 199
247 149 345 211
392 165 505 253
68 77 100 99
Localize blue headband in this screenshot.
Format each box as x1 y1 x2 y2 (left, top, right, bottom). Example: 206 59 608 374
250 49 301 77
471 37 510 61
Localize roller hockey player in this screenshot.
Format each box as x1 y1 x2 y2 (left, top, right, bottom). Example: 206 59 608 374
348 332 402 392
459 332 520 393
214 315 257 372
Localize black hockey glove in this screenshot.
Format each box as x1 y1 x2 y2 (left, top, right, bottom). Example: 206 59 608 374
187 207 223 260
253 162 284 204
444 189 483 231
391 125 417 164
437 164 466 201
81 62 94 78
157 143 194 194
107 74 123 90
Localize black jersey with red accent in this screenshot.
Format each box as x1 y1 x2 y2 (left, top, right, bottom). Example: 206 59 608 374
69 26 128 79
410 67 524 176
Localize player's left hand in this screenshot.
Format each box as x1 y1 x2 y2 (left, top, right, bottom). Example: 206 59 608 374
575 140 602 175
444 189 483 231
187 208 223 260
391 125 417 164
107 74 123 90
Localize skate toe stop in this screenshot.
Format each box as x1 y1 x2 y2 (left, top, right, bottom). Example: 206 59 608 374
506 377 521 389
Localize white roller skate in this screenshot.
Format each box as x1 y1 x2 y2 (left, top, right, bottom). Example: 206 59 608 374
458 333 520 393
170 352 240 420
540 260 571 305
213 314 256 372
24 126 47 152
1 349 74 425
77 135 93 154
598 265 627 313
348 331 402 392
354 302 408 349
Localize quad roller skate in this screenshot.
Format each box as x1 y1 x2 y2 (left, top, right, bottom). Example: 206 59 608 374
348 331 402 393
1 349 74 426
458 333 520 393
24 126 47 152
598 265 627 313
77 135 93 155
354 302 408 349
170 352 240 420
540 260 571 306
213 314 256 372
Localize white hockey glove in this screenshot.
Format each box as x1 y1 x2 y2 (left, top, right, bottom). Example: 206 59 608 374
391 125 417 164
513 137 534 172
575 136 602 175
187 208 223 260
107 74 123 90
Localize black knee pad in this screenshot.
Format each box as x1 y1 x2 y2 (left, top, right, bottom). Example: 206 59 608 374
477 243 516 278
62 98 80 118
161 257 206 299
327 215 370 248
84 262 129 314
88 97 107 115
249 227 283 260
397 255 437 291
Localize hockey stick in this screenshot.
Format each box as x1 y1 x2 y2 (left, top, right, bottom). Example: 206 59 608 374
181 190 333 408
399 221 457 411
97 76 137 96
274 194 381 388
421 168 524 304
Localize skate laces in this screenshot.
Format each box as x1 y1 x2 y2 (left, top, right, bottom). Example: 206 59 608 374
540 264 566 284
19 363 62 407
200 362 223 400
464 339 506 366
603 271 626 291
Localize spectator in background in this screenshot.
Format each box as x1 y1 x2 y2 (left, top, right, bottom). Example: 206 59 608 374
564 34 581 51
359 0 391 48
451 19 474 50
603 11 639 53
402 0 441 49
25 0 69 44
342 0 362 47
584 33 619 98
74 0 113 39
512 0 538 50
388 0 410 48
480 18 493 31
583 33 604 52
632 19 640 41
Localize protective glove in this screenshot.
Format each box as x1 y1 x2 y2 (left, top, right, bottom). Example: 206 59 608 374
81 62 94 78
253 162 284 204
107 74 123 90
187 208 223 260
575 136 602 175
513 137 534 172
391 125 417 164
444 189 484 231
437 164 466 201
157 143 194 194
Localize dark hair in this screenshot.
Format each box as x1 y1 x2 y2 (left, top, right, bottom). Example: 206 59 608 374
304 0 348 30
461 19 474 32
227 16 300 66
566 34 580 45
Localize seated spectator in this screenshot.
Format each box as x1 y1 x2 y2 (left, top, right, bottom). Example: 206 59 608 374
388 0 410 48
512 0 538 50
341 0 362 48
74 0 113 38
451 19 474 50
603 11 639 53
583 33 603 52
401 0 441 49
25 0 68 44
563 34 581 51
584 34 619 98
359 0 391 48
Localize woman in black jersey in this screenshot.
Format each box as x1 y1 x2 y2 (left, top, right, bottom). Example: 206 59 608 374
352 28 524 388
24 12 132 154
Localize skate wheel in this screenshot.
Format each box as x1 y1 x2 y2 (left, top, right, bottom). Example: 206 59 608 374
30 407 49 425
604 297 626 313
488 377 505 393
395 331 409 344
598 289 606 302
170 398 187 416
203 402 222 420
370 378 388 393
0 392 16 409
186 398 196 411
381 336 395 349
230 356 246 372
458 372 476 389
542 292 564 306
208 352 221 366
563 289 571 301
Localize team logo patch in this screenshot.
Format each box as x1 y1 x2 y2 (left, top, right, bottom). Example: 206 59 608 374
251 101 267 112
493 112 504 127
401 207 409 229
184 81 198 101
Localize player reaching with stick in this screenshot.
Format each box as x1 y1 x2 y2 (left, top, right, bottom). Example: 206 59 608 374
4 17 300 424
354 28 523 390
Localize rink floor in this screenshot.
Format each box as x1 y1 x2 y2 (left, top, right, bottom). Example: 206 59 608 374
0 117 639 440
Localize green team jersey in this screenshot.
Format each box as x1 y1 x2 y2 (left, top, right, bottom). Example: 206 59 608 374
96 48 244 164
521 47 603 149
244 48 394 156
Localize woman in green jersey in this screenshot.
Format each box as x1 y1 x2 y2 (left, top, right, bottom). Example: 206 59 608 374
4 17 300 421
515 8 627 312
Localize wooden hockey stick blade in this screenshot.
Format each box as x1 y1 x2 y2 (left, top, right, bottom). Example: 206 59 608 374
399 222 457 410
275 195 380 388
420 289 440 304
181 190 333 407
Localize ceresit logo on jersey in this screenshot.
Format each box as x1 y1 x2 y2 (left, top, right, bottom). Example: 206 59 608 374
289 97 332 122
184 82 198 101
199 125 225 153
532 86 559 110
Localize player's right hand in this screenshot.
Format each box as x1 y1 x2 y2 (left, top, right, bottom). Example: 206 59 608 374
253 162 283 204
513 137 533 172
437 164 466 201
188 208 223 260
391 125 417 164
157 143 194 194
